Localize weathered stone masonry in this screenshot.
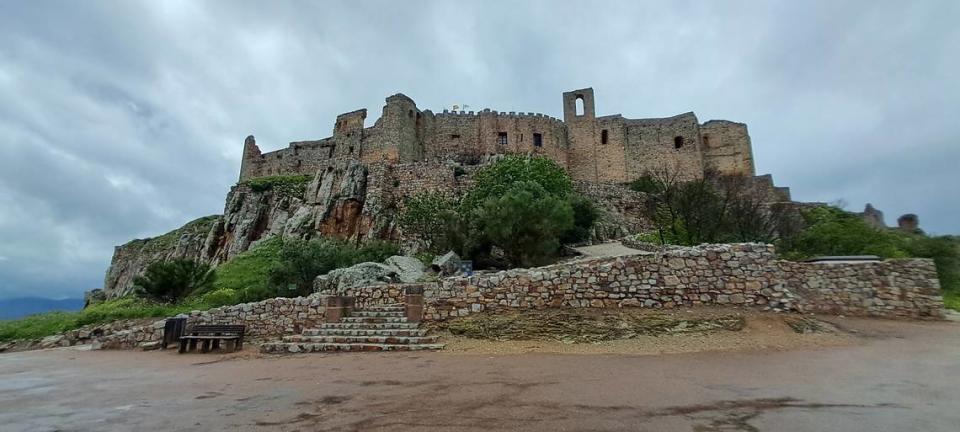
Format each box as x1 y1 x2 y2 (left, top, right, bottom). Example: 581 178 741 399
342 244 944 320
69 244 943 351
239 87 773 186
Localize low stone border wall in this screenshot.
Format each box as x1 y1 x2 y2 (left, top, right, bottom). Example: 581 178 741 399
6 295 328 351
8 243 943 352
344 244 944 320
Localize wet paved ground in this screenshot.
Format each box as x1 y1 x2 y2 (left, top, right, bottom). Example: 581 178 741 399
1 317 958 431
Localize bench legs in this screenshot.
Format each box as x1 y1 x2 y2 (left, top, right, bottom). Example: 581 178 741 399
177 337 243 354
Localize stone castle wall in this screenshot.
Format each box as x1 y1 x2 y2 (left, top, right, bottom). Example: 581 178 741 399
701 120 755 176
238 88 761 184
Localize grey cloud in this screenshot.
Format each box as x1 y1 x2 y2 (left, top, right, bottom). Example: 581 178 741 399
0 0 957 299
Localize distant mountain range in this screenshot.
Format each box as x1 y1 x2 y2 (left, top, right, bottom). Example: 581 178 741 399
0 297 85 320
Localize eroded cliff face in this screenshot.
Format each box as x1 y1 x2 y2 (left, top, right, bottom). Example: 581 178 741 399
101 216 221 299
100 160 654 299
101 160 405 299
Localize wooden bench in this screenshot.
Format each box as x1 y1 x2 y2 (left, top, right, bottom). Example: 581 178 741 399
178 325 245 354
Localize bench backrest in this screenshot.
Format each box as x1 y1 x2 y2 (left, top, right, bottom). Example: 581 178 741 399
186 324 245 336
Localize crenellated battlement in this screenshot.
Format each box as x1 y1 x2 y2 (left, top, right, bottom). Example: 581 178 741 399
238 87 758 184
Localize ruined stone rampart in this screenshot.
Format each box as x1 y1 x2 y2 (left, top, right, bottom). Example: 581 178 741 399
238 87 771 185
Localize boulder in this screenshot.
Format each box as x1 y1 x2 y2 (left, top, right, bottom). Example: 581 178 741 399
431 251 462 276
315 262 399 293
314 255 428 293
384 255 426 283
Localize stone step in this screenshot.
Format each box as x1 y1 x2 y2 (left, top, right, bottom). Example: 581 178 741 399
261 342 445 354
349 310 406 318
361 304 404 312
319 322 420 330
302 328 428 337
339 316 408 324
282 335 439 344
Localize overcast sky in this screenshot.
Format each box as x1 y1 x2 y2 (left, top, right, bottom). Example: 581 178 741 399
1 0 957 300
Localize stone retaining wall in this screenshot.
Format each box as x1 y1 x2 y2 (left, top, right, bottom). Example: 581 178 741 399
84 295 326 350
345 244 944 320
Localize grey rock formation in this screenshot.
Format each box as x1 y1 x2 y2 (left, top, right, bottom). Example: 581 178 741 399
384 255 426 283
431 251 462 276
314 256 426 293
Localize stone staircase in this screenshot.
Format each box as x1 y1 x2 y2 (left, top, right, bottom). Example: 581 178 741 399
260 303 444 353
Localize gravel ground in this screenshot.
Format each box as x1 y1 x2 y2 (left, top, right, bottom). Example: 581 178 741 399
2 315 957 431
437 311 856 355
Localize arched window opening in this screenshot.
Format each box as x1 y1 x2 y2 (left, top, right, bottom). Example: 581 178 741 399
601 129 609 144
702 134 710 148
575 96 585 116
674 136 684 149
408 109 414 118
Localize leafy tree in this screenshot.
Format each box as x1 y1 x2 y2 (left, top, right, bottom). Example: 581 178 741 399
133 259 215 303
398 192 464 253
463 155 573 210
475 181 574 267
562 194 600 244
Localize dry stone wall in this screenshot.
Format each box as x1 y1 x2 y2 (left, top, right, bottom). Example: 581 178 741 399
84 295 326 350
344 244 944 320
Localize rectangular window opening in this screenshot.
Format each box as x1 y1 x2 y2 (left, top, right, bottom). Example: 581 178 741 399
533 133 543 147
497 132 508 145
601 129 609 144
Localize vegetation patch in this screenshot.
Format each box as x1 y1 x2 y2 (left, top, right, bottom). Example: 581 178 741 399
434 309 745 343
0 298 207 342
121 215 219 253
400 155 597 268
241 175 313 198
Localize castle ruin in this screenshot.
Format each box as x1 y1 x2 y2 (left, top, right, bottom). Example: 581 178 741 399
239 88 760 184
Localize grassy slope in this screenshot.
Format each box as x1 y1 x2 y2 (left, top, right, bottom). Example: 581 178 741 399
0 238 285 343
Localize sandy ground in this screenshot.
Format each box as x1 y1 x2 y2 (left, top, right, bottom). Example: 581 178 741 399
1 316 958 432
438 312 855 355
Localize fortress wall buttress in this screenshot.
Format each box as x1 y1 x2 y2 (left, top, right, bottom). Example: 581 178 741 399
700 120 755 176
624 113 705 181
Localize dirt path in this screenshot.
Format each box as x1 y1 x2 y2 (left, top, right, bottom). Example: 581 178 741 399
1 317 958 431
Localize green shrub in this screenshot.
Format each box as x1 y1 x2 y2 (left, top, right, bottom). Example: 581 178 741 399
198 289 240 308
267 238 402 297
628 175 661 194
785 206 908 259
0 298 202 342
561 194 599 244
206 237 283 298
463 155 573 210
398 192 463 253
475 181 575 267
241 175 313 198
133 259 215 303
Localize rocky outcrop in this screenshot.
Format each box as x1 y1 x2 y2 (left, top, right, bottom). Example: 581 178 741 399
314 255 427 293
574 182 652 242
101 162 657 299
100 160 412 299
100 215 220 299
